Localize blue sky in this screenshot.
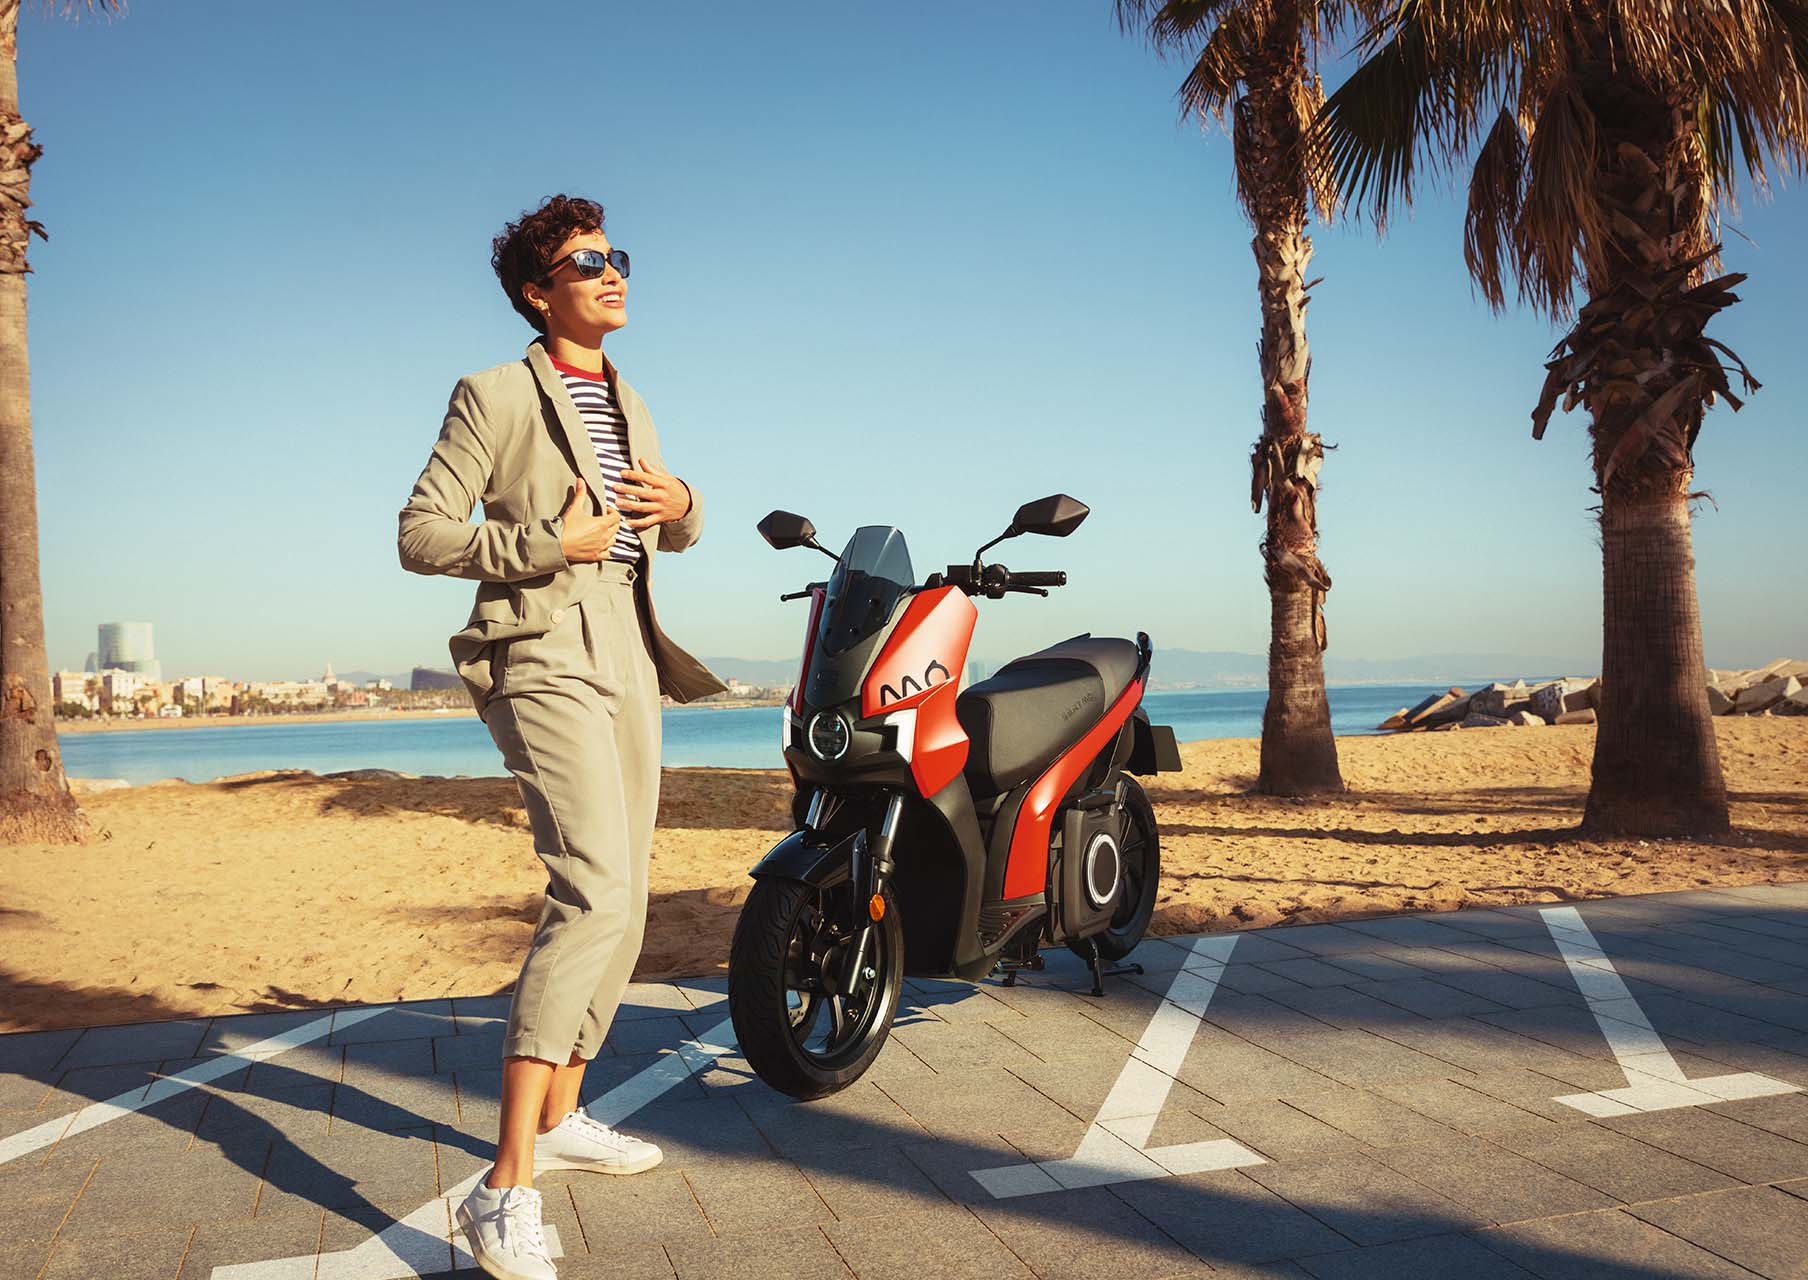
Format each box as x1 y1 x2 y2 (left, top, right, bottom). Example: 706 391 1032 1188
23 3 1807 682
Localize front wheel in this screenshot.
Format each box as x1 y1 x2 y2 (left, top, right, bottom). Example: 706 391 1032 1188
728 876 904 1100
1069 773 1161 963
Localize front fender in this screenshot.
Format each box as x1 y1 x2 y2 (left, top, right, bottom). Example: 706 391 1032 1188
749 827 867 889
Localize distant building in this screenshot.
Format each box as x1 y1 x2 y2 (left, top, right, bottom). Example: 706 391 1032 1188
98 621 162 683
252 680 331 708
53 670 97 711
411 666 462 692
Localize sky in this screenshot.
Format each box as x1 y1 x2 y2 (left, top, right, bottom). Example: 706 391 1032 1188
22 2 1808 682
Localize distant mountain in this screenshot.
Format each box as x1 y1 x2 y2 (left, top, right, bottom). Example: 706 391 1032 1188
336 669 418 688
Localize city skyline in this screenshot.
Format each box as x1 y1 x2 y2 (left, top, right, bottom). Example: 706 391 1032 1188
23 5 1805 682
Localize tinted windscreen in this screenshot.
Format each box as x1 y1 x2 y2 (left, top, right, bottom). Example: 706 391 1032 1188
818 526 914 657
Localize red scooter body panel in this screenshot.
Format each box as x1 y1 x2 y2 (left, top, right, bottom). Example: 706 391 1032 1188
791 587 826 715
861 587 975 796
1002 674 1145 899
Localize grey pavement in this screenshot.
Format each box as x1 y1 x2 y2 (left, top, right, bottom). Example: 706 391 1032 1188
6 884 1808 1279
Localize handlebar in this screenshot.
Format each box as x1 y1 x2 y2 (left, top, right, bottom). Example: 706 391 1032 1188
935 564 1068 599
1008 571 1067 588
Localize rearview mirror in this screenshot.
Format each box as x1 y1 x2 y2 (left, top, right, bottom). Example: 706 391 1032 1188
1011 494 1089 538
758 510 825 553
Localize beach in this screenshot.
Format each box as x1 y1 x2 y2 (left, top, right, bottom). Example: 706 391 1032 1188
2 718 1802 1034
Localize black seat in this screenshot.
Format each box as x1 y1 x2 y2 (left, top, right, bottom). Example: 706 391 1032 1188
956 634 1142 798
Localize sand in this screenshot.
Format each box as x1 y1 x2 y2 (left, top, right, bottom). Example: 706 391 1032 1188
2 719 1803 1034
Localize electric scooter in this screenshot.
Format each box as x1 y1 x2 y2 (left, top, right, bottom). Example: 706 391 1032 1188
726 495 1182 1099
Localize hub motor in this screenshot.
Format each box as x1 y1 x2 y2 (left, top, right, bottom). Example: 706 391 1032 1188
1083 831 1120 908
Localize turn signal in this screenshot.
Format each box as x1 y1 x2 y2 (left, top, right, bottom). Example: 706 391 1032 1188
868 894 885 921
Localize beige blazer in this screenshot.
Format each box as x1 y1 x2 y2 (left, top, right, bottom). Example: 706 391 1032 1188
397 337 727 714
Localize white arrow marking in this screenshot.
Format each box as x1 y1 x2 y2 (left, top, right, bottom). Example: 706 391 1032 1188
0 1006 388 1168
213 1015 738 1279
1540 906 1800 1116
971 935 1265 1198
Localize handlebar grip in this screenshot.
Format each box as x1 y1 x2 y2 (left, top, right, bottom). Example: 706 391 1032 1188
1009 571 1067 587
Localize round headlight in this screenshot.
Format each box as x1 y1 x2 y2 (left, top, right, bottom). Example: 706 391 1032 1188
807 711 851 761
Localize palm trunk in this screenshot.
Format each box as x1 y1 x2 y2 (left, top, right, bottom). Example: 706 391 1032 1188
1589 486 1727 831
1240 8 1342 795
0 2 89 843
1534 27 1732 834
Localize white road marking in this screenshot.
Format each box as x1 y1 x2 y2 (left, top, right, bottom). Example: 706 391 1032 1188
213 1015 738 1280
1540 906 1800 1116
970 936 1265 1198
0 1006 388 1168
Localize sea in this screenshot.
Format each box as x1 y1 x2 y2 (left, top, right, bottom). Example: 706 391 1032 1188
57 683 1464 787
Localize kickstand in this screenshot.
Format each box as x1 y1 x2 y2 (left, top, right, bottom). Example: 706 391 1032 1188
998 951 1045 988
1085 937 1144 997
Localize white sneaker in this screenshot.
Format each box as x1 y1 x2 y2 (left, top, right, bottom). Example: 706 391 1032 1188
533 1108 664 1175
456 1179 556 1280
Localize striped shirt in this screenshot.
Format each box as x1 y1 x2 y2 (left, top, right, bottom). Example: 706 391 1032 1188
553 358 644 564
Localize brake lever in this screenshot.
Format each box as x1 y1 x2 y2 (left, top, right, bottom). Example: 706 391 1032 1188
1006 585 1050 597
779 586 821 602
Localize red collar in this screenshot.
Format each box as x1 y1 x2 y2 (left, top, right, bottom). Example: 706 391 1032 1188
548 354 610 382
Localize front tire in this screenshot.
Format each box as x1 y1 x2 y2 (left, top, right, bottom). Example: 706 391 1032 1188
1069 773 1161 963
728 877 904 1100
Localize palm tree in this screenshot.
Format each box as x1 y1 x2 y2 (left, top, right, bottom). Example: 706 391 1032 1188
0 0 121 842
1119 0 1348 794
1315 0 1807 833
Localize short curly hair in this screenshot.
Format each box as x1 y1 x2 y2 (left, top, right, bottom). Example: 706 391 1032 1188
490 194 607 334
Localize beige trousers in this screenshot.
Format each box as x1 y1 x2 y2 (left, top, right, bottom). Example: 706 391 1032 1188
481 560 661 1063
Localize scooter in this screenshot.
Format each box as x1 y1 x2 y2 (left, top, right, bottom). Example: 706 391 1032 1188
726 495 1183 1099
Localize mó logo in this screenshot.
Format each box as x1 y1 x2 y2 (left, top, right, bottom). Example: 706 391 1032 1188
879 659 952 707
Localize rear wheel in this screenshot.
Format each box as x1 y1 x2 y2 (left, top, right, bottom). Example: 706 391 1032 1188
1068 774 1161 963
728 877 904 1100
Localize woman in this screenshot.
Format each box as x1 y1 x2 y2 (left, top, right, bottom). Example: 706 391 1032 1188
398 194 724 1280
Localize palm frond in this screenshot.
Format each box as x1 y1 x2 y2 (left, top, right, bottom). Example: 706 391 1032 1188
1464 107 1525 308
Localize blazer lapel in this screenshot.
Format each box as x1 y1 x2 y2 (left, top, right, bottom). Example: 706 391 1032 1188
525 339 612 513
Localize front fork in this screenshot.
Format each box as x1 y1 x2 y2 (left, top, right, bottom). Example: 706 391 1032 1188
809 789 903 997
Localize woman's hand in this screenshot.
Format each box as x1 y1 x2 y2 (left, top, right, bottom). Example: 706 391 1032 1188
558 478 623 562
617 456 693 530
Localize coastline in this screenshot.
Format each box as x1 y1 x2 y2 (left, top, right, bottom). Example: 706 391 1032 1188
54 697 786 735
5 718 1802 1033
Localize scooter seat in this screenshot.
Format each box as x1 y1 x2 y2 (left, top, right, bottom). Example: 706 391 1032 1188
956 634 1141 798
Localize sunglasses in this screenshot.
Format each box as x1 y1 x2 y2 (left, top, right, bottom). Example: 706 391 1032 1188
543 247 630 283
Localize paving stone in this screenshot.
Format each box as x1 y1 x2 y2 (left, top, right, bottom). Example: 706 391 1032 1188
431 1120 493 1192
1171 1026 1340 1104
1705 1091 1808 1143
1476 1006 1625 1062
35 1059 162 1117
739 1081 929 1156
1259 958 1369 988
1338 917 1485 949
1369 1078 1555 1138
1009 1053 1218 1126
623 1095 776 1169
1347 978 1510 1020
0 1026 80 1075
898 1136 1045 1207
257 1122 441 1212
787 1143 951 1221
1420 969 1580 1011
1258 1028 1464 1088
1295 1232 1536 1280
1255 925 1377 957
58 1019 210 1070
1635 991 1805 1047
1425 909 1552 941
195 1009 334 1057
60 1144 263 1238
1474 1208 1759 1279
1315 953 1439 984
972 1183 1200 1280
1631 1185 1808 1279
604 1014 697 1056
880 1067 1079 1141
1194 1100 1365 1160
194 1082 333 1145
176 1203 324 1279
1109 1167 1350 1264
328 1071 459 1132
4 1154 99 1244
886 1020 1040 1073
318 1189 458 1276
1366 1135 1616 1223
990 1011 1137 1063
1215 964 1313 996
1210 930 1317 964
666 1226 850 1279
243 1042 344 1091
898 984 1025 1025
1282 1086 1464 1148
430 1029 503 1074
329 1000 456 1045
450 993 514 1029
40 1222 195 1280
1264 986 1430 1033
1492 1119 1742 1202
823 1203 1032 1280
545 1245 680 1279
566 1166 712 1246
1597 1106 1808 1184
0 1068 51 1113
1243 1150 1488 1245
339 1036 435 1089
684 1159 835 1234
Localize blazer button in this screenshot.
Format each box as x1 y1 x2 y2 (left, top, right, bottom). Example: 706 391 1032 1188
550 608 565 624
